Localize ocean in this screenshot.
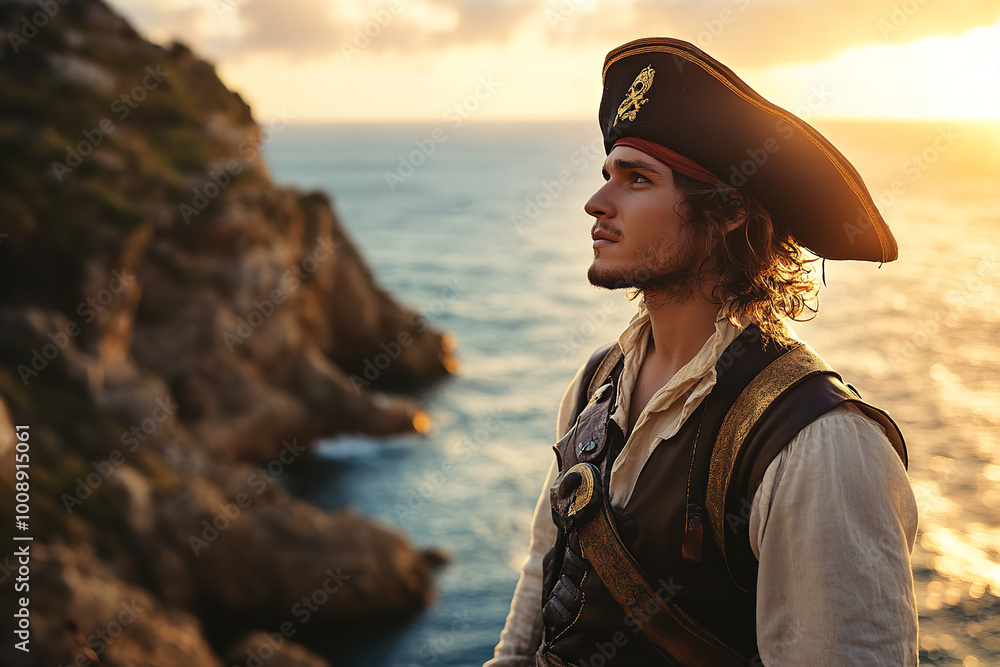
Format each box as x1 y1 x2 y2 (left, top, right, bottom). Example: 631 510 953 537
264 119 1000 666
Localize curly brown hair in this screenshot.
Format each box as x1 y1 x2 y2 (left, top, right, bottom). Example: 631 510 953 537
668 171 820 343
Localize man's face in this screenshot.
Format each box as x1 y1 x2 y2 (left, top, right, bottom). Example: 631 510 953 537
585 145 704 298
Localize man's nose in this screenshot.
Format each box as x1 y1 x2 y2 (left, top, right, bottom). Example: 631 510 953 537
585 183 615 219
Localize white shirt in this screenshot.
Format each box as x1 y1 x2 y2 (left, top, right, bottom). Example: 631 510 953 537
486 304 919 666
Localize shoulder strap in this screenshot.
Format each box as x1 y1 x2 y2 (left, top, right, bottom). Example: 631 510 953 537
587 343 624 402
706 345 833 554
557 341 623 441
705 344 907 590
541 342 624 618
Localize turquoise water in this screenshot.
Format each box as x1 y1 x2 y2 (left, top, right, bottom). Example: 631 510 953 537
265 120 1000 666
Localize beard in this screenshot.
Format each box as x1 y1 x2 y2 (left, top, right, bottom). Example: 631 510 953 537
587 229 704 305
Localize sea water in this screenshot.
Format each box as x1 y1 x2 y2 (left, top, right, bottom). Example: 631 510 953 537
266 120 1000 666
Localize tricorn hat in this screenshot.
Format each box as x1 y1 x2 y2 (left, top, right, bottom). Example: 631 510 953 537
600 38 897 263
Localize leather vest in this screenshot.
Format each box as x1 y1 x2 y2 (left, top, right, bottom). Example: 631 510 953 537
538 325 906 666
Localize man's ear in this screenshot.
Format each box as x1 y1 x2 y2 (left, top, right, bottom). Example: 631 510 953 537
725 216 745 233
724 208 746 234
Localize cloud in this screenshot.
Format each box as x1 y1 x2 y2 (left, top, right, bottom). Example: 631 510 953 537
545 0 1000 69
330 0 541 55
110 0 1000 71
209 0 542 61
425 0 540 45
236 0 344 58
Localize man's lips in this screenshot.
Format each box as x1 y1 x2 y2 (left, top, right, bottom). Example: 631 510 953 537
592 227 620 248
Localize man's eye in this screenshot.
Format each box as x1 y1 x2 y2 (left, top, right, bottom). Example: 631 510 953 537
632 173 649 184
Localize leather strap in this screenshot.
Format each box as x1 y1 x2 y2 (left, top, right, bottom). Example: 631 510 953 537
587 344 624 404
706 344 831 556
555 462 750 666
535 644 576 667
705 343 908 570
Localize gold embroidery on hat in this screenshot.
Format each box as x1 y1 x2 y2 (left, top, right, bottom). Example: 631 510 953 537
614 65 655 126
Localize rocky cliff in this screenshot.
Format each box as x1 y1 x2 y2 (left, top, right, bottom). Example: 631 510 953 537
0 1 454 664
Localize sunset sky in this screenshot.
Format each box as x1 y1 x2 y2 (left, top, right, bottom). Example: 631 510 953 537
110 0 1000 123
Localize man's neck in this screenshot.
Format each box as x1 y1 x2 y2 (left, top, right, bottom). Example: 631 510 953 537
642 289 723 381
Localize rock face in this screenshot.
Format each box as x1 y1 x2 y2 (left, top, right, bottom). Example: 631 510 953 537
0 1 454 665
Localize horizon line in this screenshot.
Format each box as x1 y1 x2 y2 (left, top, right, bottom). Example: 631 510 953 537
262 116 1000 126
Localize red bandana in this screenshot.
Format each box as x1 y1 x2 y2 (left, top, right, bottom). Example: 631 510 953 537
613 137 720 185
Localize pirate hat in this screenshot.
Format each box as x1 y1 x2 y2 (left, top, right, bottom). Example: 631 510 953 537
600 38 897 263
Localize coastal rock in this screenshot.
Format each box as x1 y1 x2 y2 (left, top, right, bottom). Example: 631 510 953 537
126 463 435 625
0 542 223 667
0 0 453 664
225 632 331 667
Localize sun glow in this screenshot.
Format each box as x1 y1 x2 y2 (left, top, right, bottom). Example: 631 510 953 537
750 19 1000 121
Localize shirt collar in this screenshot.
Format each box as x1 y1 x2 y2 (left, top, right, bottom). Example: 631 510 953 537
617 296 733 360
612 297 797 444
617 297 799 358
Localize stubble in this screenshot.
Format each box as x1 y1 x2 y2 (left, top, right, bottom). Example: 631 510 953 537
588 225 704 307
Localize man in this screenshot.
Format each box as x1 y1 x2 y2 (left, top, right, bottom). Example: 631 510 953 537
487 38 918 666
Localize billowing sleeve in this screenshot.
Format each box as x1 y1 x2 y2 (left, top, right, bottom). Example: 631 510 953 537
749 403 919 666
486 365 582 666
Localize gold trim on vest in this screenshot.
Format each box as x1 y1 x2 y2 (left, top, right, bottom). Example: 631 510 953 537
706 344 834 580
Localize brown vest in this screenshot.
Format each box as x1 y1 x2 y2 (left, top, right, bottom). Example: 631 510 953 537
538 325 906 666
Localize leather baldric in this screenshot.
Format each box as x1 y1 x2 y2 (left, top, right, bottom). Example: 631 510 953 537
553 459 750 666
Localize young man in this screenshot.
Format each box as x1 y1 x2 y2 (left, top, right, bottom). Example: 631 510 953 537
487 38 918 666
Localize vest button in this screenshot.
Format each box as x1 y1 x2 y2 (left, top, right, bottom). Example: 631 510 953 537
578 436 598 454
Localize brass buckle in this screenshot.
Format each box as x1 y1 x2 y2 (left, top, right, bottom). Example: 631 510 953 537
551 462 602 529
